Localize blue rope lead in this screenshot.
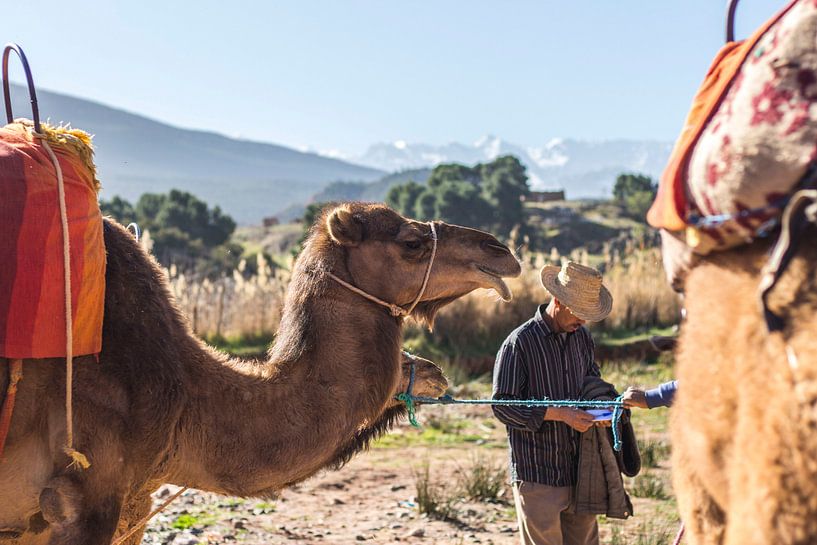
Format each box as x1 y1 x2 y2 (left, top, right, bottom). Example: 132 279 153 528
395 392 626 451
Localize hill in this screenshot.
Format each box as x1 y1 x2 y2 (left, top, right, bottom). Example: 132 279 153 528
7 83 384 224
310 167 432 203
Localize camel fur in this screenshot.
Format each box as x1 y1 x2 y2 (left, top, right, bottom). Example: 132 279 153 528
0 202 521 545
671 225 817 545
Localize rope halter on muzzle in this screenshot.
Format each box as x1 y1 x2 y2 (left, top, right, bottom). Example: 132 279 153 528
328 222 438 317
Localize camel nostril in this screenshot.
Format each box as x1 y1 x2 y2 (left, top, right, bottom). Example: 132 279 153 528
481 239 511 255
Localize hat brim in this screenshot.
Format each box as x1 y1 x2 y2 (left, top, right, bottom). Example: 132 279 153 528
540 265 613 322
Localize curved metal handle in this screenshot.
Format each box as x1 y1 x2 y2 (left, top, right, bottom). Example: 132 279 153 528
726 0 740 42
2 43 41 133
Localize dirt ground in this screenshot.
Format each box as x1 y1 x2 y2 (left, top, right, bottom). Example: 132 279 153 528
142 447 515 545
139 391 679 545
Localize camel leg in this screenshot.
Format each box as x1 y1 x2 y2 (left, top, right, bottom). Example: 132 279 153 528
39 473 125 545
113 491 153 545
39 474 123 545
40 398 129 545
672 408 727 545
673 442 727 545
680 473 726 545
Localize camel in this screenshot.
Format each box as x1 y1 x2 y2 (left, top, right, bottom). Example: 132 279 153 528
0 202 522 545
670 225 817 544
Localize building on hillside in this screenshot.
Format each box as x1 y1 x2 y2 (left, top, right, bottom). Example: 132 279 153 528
539 206 578 227
262 216 280 228
525 190 566 203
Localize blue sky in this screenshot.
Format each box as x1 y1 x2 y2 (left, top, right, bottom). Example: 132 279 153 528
3 1 786 155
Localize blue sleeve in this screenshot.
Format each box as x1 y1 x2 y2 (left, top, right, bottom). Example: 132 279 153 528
645 380 678 408
491 337 547 431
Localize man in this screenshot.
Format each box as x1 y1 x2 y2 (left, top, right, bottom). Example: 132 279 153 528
492 261 613 545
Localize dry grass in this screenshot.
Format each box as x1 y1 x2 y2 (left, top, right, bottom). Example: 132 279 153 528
403 247 680 377
602 248 681 330
413 462 458 521
167 254 289 339
166 244 679 361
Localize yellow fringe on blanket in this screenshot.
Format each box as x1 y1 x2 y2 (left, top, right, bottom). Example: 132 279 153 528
8 118 100 193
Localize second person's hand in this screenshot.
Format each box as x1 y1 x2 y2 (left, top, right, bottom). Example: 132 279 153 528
622 387 648 409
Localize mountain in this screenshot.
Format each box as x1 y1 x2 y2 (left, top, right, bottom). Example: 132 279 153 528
311 168 432 203
274 168 432 223
7 84 384 224
347 136 673 198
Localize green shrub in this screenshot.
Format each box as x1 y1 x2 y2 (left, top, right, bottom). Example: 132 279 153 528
638 438 670 469
413 463 458 521
609 521 676 545
456 454 507 503
171 514 200 530
630 473 669 500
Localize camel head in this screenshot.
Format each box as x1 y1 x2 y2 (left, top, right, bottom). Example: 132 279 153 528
320 202 522 323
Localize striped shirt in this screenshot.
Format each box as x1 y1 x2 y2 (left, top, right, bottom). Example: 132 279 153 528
492 304 600 487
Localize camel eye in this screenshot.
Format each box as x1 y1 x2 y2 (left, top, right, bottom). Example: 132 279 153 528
403 240 422 250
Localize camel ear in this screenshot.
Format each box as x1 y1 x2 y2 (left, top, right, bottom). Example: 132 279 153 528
327 208 364 246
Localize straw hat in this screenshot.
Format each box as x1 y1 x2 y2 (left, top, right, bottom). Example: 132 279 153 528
540 261 612 322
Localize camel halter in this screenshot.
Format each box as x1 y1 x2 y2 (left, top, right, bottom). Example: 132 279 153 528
328 222 438 317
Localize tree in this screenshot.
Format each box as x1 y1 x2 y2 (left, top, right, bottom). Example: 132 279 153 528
613 173 657 220
386 181 425 218
414 190 437 221
384 155 531 237
434 181 490 228
100 196 137 225
480 155 529 234
427 163 480 188
101 190 238 272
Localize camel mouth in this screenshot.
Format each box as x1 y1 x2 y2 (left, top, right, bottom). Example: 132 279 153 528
477 266 513 302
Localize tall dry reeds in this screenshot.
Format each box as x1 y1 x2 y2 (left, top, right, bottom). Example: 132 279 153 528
162 238 679 367
405 246 680 376
602 248 681 330
167 254 289 339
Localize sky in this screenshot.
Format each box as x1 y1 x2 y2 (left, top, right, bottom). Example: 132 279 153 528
3 1 787 156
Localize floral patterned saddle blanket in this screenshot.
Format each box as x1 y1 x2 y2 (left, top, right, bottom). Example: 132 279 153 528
648 0 817 296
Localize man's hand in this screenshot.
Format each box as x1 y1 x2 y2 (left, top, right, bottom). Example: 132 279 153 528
545 407 595 433
622 387 648 409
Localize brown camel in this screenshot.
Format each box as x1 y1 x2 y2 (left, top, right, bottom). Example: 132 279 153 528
671 226 817 544
0 202 521 545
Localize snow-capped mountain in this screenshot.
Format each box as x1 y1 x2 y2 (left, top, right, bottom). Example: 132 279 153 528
344 136 674 198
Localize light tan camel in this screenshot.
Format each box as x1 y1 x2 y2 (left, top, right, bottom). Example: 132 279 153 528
671 227 817 544
0 202 521 545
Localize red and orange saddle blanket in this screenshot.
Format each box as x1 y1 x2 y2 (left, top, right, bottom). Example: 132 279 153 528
648 0 817 301
0 120 105 358
0 120 105 463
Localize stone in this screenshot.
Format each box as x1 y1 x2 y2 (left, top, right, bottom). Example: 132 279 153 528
404 528 425 538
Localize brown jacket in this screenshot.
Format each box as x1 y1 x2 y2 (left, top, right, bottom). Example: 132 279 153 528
568 376 641 519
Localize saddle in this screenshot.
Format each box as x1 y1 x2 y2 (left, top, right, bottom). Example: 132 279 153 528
648 0 817 330
0 120 105 358
0 44 104 465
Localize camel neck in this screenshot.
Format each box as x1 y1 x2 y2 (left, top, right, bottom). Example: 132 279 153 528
169 254 403 496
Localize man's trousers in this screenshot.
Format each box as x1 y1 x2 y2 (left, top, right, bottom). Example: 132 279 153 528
512 481 599 545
